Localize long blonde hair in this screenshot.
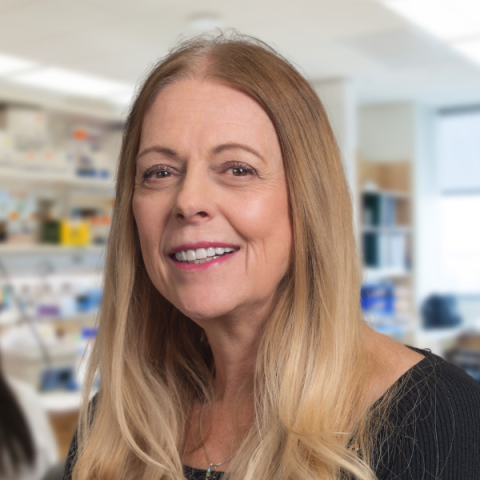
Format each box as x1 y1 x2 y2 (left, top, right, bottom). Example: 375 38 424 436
75 32 387 480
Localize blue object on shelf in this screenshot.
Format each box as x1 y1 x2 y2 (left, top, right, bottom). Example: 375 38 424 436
361 282 395 316
421 294 462 329
40 366 77 391
372 323 404 338
76 288 102 312
81 326 98 340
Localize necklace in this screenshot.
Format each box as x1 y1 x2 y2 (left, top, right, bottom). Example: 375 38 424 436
199 400 235 477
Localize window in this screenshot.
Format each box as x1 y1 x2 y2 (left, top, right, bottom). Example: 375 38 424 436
437 108 480 294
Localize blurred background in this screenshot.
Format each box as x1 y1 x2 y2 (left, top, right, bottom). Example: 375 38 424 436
0 0 479 476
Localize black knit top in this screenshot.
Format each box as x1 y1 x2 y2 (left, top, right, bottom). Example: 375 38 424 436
65 347 480 479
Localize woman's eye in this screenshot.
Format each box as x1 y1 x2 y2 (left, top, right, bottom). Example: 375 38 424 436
225 163 256 177
153 170 172 178
231 168 249 177
142 167 174 181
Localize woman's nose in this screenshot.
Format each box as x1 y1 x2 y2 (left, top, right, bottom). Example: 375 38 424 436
173 172 213 222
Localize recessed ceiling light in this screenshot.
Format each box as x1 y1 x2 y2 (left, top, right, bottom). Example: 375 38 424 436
0 53 37 76
8 67 134 99
189 13 224 31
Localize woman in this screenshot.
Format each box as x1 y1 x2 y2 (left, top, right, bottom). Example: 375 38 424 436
66 33 480 480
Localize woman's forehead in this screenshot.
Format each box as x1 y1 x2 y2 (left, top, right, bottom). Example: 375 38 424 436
141 79 278 150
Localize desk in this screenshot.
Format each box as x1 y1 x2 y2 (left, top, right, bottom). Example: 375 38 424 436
41 391 82 458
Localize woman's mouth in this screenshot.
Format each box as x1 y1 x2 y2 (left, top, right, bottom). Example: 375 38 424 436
170 246 239 265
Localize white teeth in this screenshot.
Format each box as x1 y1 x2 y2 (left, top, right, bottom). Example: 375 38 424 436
196 248 207 259
173 247 236 264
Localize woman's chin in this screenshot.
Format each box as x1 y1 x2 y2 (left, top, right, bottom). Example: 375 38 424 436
175 297 241 323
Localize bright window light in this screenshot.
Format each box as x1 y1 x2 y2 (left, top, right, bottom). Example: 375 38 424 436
0 53 37 76
437 109 480 294
378 0 480 66
440 195 480 293
455 38 480 65
379 0 480 40
9 67 133 99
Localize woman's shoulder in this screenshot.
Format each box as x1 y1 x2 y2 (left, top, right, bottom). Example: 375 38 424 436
397 346 480 411
378 346 480 436
375 347 480 479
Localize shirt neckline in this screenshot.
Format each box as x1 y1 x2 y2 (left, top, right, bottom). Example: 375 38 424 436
183 346 435 475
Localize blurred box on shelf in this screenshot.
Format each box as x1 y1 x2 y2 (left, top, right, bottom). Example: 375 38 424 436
0 106 49 151
361 281 415 344
421 294 462 329
445 332 480 383
60 219 90 246
2 343 78 390
361 282 395 316
0 322 78 390
88 215 110 244
71 127 113 180
0 130 14 168
0 190 38 245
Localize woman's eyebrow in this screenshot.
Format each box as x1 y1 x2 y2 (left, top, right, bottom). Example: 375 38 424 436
213 143 265 163
136 143 265 163
136 145 179 161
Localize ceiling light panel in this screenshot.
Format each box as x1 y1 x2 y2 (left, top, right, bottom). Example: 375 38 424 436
9 67 133 98
379 0 480 40
0 53 37 76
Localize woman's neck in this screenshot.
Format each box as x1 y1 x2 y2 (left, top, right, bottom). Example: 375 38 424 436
199 303 269 403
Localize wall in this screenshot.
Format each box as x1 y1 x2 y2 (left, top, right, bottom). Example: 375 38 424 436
314 79 357 220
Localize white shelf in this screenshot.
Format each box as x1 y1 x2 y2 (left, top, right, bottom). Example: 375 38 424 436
364 267 412 280
362 225 411 233
0 244 105 255
0 167 114 191
362 188 410 198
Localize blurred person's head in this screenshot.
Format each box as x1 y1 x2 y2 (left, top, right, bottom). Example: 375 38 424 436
0 357 35 475
74 32 381 480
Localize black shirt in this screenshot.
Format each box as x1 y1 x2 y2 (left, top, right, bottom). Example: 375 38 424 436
65 348 480 479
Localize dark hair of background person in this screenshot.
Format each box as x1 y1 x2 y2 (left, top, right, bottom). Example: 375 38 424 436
0 357 35 475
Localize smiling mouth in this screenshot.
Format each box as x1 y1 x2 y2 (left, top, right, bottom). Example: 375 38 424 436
170 247 239 265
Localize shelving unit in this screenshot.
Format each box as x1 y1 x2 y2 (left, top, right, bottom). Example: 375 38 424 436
0 95 121 250
0 166 114 191
357 158 415 334
358 160 412 274
0 244 105 255
0 95 118 330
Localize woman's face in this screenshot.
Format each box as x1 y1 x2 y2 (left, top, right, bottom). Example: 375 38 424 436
132 79 292 323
